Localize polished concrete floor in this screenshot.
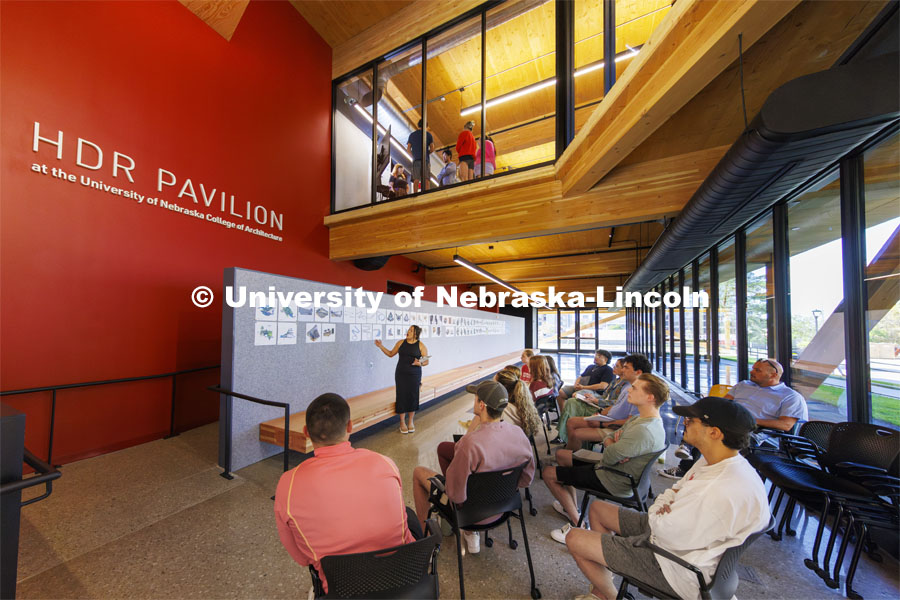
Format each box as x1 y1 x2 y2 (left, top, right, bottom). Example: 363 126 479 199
16 388 900 599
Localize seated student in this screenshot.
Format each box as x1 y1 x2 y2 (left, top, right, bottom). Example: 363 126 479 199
437 149 457 186
274 394 416 593
520 349 535 383
543 373 668 543
435 367 540 473
544 354 565 394
555 359 624 444
412 381 535 553
557 350 615 412
564 354 650 452
389 163 408 197
528 355 556 403
496 367 542 440
565 397 770 600
659 358 809 480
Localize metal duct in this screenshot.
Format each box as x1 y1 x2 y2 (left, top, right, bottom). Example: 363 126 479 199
623 52 900 292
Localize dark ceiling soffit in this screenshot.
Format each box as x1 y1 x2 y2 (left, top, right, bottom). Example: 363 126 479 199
623 52 900 292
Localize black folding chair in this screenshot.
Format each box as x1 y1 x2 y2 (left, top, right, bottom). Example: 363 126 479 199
572 447 666 527
309 519 442 599
613 516 775 600
428 461 540 599
535 393 559 455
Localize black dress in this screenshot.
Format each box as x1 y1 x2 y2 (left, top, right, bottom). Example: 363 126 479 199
395 340 422 413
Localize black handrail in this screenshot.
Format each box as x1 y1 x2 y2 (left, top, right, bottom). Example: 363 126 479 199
0 365 220 465
209 386 291 479
0 448 61 507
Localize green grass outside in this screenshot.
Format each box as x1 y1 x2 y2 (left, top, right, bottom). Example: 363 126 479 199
810 384 900 426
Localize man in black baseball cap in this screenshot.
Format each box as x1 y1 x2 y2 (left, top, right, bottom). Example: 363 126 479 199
566 396 770 600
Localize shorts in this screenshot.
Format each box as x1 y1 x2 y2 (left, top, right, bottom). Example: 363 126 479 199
562 384 599 399
600 508 678 596
555 465 611 494
459 155 475 169
412 159 429 182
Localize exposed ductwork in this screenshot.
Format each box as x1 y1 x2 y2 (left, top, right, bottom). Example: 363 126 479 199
624 52 900 292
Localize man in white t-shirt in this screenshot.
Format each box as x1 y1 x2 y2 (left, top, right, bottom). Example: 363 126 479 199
566 397 770 600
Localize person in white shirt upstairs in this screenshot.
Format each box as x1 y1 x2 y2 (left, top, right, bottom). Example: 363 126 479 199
566 397 770 600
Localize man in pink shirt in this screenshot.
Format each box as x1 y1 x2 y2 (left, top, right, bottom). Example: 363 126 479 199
412 380 535 554
274 393 416 592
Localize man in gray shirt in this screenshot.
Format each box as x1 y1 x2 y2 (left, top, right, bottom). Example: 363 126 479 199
543 373 668 544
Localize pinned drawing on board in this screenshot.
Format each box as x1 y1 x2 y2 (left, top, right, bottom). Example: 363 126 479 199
256 305 277 321
296 304 314 321
330 307 343 321
321 324 336 343
306 323 321 343
277 323 297 345
361 324 373 341
373 325 383 340
278 305 296 322
314 307 330 322
344 306 357 323
255 322 276 345
349 323 361 342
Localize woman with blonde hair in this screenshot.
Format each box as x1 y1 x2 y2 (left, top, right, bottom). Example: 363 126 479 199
495 368 541 438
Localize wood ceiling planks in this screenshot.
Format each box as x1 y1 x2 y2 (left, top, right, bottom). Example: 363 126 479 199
556 0 799 196
178 0 249 41
289 0 417 48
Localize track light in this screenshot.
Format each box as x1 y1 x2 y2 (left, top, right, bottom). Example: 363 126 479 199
452 255 520 293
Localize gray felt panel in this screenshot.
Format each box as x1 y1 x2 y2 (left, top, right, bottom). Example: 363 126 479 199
221 267 524 471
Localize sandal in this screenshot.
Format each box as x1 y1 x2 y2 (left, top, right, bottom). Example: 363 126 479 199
400 425 409 434
408 427 416 433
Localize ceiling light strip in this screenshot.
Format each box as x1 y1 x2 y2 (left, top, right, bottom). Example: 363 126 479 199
452 255 521 293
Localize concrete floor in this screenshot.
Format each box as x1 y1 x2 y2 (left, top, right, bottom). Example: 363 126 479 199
16 388 900 599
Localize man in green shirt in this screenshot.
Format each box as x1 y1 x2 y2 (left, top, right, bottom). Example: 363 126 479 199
542 373 668 544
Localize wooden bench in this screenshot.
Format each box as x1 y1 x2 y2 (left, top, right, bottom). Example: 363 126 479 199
259 351 523 453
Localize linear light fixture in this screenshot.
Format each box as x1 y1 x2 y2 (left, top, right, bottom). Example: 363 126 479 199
453 255 521 293
459 45 641 117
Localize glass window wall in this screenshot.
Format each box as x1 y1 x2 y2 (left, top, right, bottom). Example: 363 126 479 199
745 212 775 364
718 238 738 385
788 171 847 423
863 132 900 428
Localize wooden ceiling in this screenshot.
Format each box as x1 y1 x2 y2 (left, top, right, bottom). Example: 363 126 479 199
298 0 891 303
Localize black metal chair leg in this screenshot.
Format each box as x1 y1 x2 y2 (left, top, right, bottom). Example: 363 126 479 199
768 482 777 502
829 512 855 590
804 494 831 576
525 487 537 516
576 492 590 528
769 489 786 540
845 522 867 600
517 511 541 599
821 503 846 587
485 528 493 548
506 519 518 549
541 418 552 456
455 526 466 600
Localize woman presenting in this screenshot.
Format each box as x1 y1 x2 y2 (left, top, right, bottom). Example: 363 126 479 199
375 325 429 433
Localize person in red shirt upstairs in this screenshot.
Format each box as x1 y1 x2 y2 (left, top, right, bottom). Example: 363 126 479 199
274 393 418 594
455 120 477 181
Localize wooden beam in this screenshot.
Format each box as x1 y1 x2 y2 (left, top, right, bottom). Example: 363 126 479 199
555 0 799 196
426 249 647 285
178 0 249 41
331 0 483 79
326 145 727 260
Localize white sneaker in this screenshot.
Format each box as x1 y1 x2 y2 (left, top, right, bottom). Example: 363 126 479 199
674 444 692 460
462 530 480 554
551 522 583 544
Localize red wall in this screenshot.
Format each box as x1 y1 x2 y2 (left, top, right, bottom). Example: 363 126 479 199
0 0 426 463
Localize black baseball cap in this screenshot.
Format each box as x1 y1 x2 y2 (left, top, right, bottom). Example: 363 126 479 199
465 380 509 411
672 397 756 434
